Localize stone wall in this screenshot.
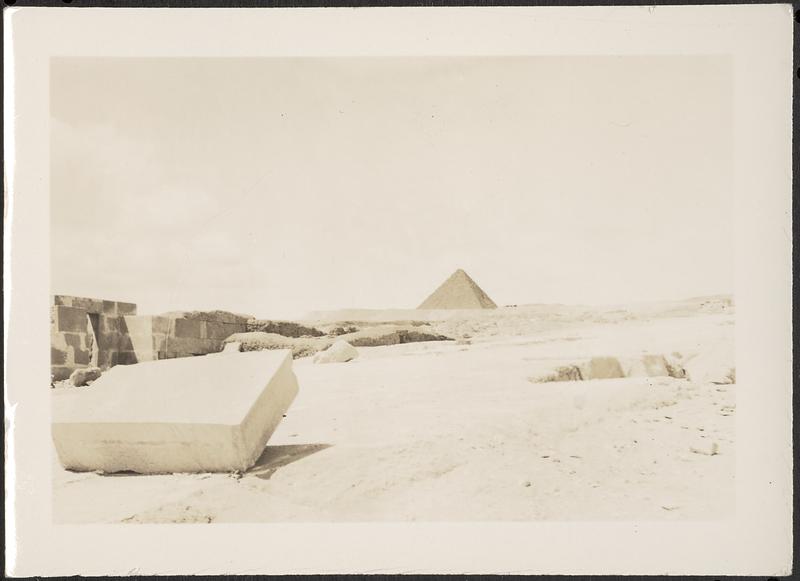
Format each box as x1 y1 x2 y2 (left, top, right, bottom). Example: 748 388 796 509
124 311 249 362
51 296 250 382
50 295 137 381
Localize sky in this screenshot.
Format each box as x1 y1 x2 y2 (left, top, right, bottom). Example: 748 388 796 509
50 57 733 319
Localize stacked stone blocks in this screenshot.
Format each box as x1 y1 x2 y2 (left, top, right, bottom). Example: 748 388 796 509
50 295 137 381
51 296 251 382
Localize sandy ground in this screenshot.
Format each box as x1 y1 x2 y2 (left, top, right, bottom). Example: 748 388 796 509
52 306 735 523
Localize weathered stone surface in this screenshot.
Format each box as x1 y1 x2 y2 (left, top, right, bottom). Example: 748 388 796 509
72 348 90 365
124 315 157 362
313 340 358 364
117 302 137 316
152 316 172 335
164 310 251 325
52 350 299 474
174 317 203 339
626 354 671 378
583 357 625 380
246 319 324 338
69 366 102 387
224 332 329 359
535 365 583 383
56 306 88 333
205 321 246 340
222 341 242 353
51 347 68 365
51 366 73 382
116 351 138 365
53 295 72 307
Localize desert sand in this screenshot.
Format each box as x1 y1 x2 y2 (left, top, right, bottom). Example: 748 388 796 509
52 297 735 523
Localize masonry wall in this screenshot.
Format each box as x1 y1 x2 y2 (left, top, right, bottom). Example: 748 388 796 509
51 296 250 382
124 311 249 362
50 295 137 382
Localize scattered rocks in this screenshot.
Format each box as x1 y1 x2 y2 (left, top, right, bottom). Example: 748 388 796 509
223 332 329 359
344 326 453 347
245 320 324 338
313 340 359 364
69 366 102 387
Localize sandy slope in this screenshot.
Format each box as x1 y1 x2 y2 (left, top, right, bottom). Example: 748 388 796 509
52 308 735 523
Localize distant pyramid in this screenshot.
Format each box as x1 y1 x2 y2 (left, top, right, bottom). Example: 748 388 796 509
418 269 498 310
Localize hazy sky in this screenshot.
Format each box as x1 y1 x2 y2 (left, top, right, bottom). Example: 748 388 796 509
51 57 733 319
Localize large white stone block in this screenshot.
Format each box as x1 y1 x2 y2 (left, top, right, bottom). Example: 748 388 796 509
52 350 299 474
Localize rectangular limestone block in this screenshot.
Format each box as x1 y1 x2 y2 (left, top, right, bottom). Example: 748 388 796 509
51 347 68 365
152 316 172 334
72 347 90 365
174 317 203 339
165 336 223 357
117 302 137 316
53 295 72 307
71 297 105 314
124 315 156 362
55 306 88 333
52 350 299 474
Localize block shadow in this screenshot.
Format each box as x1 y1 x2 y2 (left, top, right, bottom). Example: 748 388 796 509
247 443 332 480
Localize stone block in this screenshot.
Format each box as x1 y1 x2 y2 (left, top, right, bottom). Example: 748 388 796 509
95 332 120 351
51 347 68 365
53 295 72 307
153 335 167 353
174 317 203 339
56 306 88 333
152 317 171 334
51 332 68 351
584 357 625 380
72 297 105 314
102 300 118 315
627 354 671 378
73 348 91 366
52 350 300 474
69 367 102 387
102 316 119 333
117 302 137 316
167 336 222 357
51 366 73 382
117 351 138 365
97 350 118 369
222 341 242 353
314 340 358 364
63 332 84 350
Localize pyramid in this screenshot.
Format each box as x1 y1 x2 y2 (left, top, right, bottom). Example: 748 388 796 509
418 269 498 310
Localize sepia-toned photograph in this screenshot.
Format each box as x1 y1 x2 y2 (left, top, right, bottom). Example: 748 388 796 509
49 55 737 523
5 5 792 576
